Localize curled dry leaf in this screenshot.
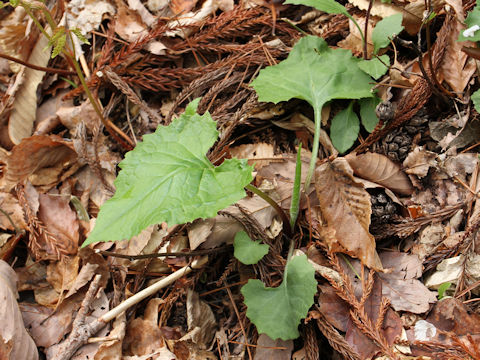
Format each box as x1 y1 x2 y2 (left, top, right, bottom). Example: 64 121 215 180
0 260 38 360
186 289 217 348
403 147 437 178
3 135 77 191
315 158 382 270
8 31 51 144
345 152 413 195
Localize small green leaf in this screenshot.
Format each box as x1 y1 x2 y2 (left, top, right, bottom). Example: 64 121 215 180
241 254 316 340
358 55 390 79
233 231 269 265
472 89 480 112
285 0 348 16
83 99 253 246
372 14 404 54
48 27 66 48
426 11 437 22
330 101 360 153
9 0 19 7
71 28 90 45
51 34 66 58
359 96 381 133
458 1 480 42
437 282 452 300
380 0 391 3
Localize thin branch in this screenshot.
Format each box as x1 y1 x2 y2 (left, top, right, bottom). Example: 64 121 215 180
0 52 76 75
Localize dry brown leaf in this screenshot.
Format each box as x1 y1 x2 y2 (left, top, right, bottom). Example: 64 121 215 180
403 147 437 178
128 0 156 26
55 99 99 134
315 158 382 270
186 289 216 348
66 0 116 41
253 334 293 360
34 90 73 135
0 191 27 231
229 143 277 170
94 313 126 359
20 291 99 348
171 0 198 15
38 193 80 256
337 16 374 56
123 298 167 356
345 152 413 195
438 14 476 94
46 256 80 296
0 260 38 360
16 258 48 292
64 262 99 298
45 290 109 358
115 0 149 42
378 252 437 313
8 31 51 144
0 7 30 73
4 135 77 190
348 0 444 35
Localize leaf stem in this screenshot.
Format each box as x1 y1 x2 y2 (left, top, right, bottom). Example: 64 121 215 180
304 106 321 191
363 0 374 59
348 15 366 55
245 184 292 238
289 143 302 229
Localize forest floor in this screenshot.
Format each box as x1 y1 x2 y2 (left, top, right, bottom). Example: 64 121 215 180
1 0 480 359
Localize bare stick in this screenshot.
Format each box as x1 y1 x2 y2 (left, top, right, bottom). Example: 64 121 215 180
52 256 208 360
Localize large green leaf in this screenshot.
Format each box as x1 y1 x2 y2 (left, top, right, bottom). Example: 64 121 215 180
250 36 372 109
233 231 269 265
250 36 373 187
241 254 317 340
371 14 404 54
83 100 253 246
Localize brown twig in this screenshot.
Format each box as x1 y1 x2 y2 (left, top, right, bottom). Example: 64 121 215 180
0 52 76 75
96 245 232 260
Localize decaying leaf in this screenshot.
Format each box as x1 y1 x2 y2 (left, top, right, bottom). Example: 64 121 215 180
253 334 293 360
123 298 171 356
0 260 38 360
186 289 217 348
3 135 77 191
337 16 374 56
66 0 116 39
37 194 80 256
439 13 476 94
378 252 437 313
425 255 463 290
403 147 437 178
229 143 277 170
8 31 51 144
345 152 413 195
315 158 382 270
0 192 27 231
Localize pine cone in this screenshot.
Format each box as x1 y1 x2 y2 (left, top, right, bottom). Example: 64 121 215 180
369 189 398 225
381 112 428 162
